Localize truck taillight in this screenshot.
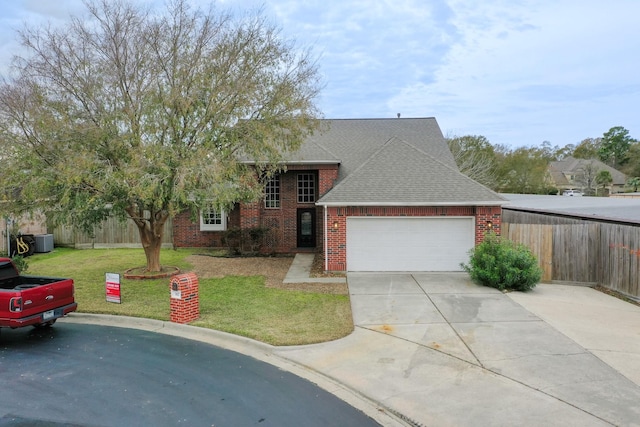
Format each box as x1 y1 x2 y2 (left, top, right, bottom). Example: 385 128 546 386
10 297 23 312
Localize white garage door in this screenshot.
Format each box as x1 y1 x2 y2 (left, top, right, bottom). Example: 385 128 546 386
346 217 475 271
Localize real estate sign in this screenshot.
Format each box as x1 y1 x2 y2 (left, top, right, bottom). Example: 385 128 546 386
106 273 121 304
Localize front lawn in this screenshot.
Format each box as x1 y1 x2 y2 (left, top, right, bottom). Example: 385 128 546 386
25 248 353 345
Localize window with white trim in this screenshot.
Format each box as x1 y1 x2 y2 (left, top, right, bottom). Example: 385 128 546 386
297 173 316 203
265 175 280 208
200 204 227 231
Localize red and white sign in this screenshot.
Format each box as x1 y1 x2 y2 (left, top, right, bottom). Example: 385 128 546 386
106 273 121 304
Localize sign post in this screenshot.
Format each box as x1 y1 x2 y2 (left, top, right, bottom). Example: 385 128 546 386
106 273 121 304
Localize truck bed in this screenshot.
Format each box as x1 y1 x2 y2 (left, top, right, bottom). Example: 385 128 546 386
0 275 69 290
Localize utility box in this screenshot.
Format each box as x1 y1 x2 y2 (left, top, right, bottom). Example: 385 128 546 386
170 272 199 324
34 234 54 253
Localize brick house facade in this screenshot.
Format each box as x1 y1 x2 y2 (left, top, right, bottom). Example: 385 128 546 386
173 118 506 272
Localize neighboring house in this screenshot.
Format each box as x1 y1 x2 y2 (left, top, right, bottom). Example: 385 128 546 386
173 118 506 272
548 156 626 195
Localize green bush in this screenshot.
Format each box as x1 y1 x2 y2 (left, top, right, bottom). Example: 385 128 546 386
11 255 29 273
461 233 541 292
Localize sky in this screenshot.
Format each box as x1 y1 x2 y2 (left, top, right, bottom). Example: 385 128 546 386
0 0 639 149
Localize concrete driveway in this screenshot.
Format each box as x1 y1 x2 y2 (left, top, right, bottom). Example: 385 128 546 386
275 273 640 426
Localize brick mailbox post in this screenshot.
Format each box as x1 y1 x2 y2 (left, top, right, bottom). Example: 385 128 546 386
170 272 199 324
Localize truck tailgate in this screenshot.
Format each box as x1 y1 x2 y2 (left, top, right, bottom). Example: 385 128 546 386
19 278 75 318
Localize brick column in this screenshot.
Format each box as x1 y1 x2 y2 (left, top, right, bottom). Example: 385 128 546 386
475 206 503 244
170 273 199 324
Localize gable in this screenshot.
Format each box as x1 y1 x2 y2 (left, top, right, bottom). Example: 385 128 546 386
317 136 505 206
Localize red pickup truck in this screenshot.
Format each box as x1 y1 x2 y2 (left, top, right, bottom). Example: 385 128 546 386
0 257 77 333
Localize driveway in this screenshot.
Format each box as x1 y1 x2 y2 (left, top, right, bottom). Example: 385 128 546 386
275 273 640 426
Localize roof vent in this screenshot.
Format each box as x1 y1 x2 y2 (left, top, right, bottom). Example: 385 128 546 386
397 113 401 118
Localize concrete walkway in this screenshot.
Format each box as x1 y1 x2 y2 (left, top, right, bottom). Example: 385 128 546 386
283 253 346 284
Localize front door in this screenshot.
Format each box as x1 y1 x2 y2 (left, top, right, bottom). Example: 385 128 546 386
297 208 316 248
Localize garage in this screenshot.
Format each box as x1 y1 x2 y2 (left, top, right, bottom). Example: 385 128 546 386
346 217 475 271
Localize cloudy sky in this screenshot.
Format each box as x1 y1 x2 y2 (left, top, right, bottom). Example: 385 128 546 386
1 0 639 148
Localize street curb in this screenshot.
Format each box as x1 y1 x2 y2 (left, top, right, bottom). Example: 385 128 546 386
61 313 410 427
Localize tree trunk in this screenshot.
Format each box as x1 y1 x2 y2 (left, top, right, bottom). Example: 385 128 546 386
141 230 163 272
128 208 169 272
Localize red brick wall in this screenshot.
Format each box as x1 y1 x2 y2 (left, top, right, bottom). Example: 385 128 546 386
475 206 502 243
259 165 338 253
173 207 240 248
324 205 502 271
172 165 340 253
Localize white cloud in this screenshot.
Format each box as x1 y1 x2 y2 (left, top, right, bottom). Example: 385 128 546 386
1 0 638 147
387 0 640 146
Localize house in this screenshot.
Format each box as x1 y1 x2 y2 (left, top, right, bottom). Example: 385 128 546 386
548 156 627 195
173 118 506 272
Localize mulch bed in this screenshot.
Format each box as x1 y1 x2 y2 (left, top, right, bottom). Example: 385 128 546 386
186 253 348 295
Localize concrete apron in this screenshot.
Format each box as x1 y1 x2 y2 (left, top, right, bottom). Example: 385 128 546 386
274 273 640 427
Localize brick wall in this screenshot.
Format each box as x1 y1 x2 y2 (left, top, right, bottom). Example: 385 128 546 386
324 205 502 271
475 206 502 244
173 208 240 248
172 165 340 253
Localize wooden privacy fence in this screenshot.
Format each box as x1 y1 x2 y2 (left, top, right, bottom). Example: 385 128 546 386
52 215 173 249
503 209 640 299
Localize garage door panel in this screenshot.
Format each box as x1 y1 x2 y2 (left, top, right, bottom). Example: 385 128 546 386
347 217 474 272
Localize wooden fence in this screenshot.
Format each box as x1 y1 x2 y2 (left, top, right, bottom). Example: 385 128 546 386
52 215 173 249
503 209 640 299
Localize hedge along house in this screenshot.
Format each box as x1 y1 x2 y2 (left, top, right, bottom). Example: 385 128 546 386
173 118 506 272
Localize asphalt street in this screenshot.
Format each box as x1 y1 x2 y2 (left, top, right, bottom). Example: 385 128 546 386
0 323 380 427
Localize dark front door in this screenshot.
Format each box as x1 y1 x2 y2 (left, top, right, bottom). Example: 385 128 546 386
297 208 316 248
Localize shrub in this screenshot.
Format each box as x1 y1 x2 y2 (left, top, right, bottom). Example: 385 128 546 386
461 233 541 292
11 255 29 273
222 226 270 256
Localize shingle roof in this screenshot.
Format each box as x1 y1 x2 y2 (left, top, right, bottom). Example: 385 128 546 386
282 138 339 163
317 136 505 206
301 118 457 180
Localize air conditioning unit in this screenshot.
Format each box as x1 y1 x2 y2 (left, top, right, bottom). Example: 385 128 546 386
35 234 54 253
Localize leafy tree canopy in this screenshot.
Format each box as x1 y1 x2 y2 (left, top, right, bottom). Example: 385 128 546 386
0 0 322 271
573 137 601 159
599 126 635 168
495 146 552 194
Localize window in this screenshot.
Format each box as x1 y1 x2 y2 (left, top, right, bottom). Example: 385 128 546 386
200 204 227 231
265 175 280 208
297 173 316 203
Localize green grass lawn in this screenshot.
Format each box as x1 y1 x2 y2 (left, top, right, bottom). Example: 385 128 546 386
24 248 353 346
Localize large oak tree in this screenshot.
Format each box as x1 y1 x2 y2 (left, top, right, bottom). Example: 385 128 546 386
0 0 321 272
